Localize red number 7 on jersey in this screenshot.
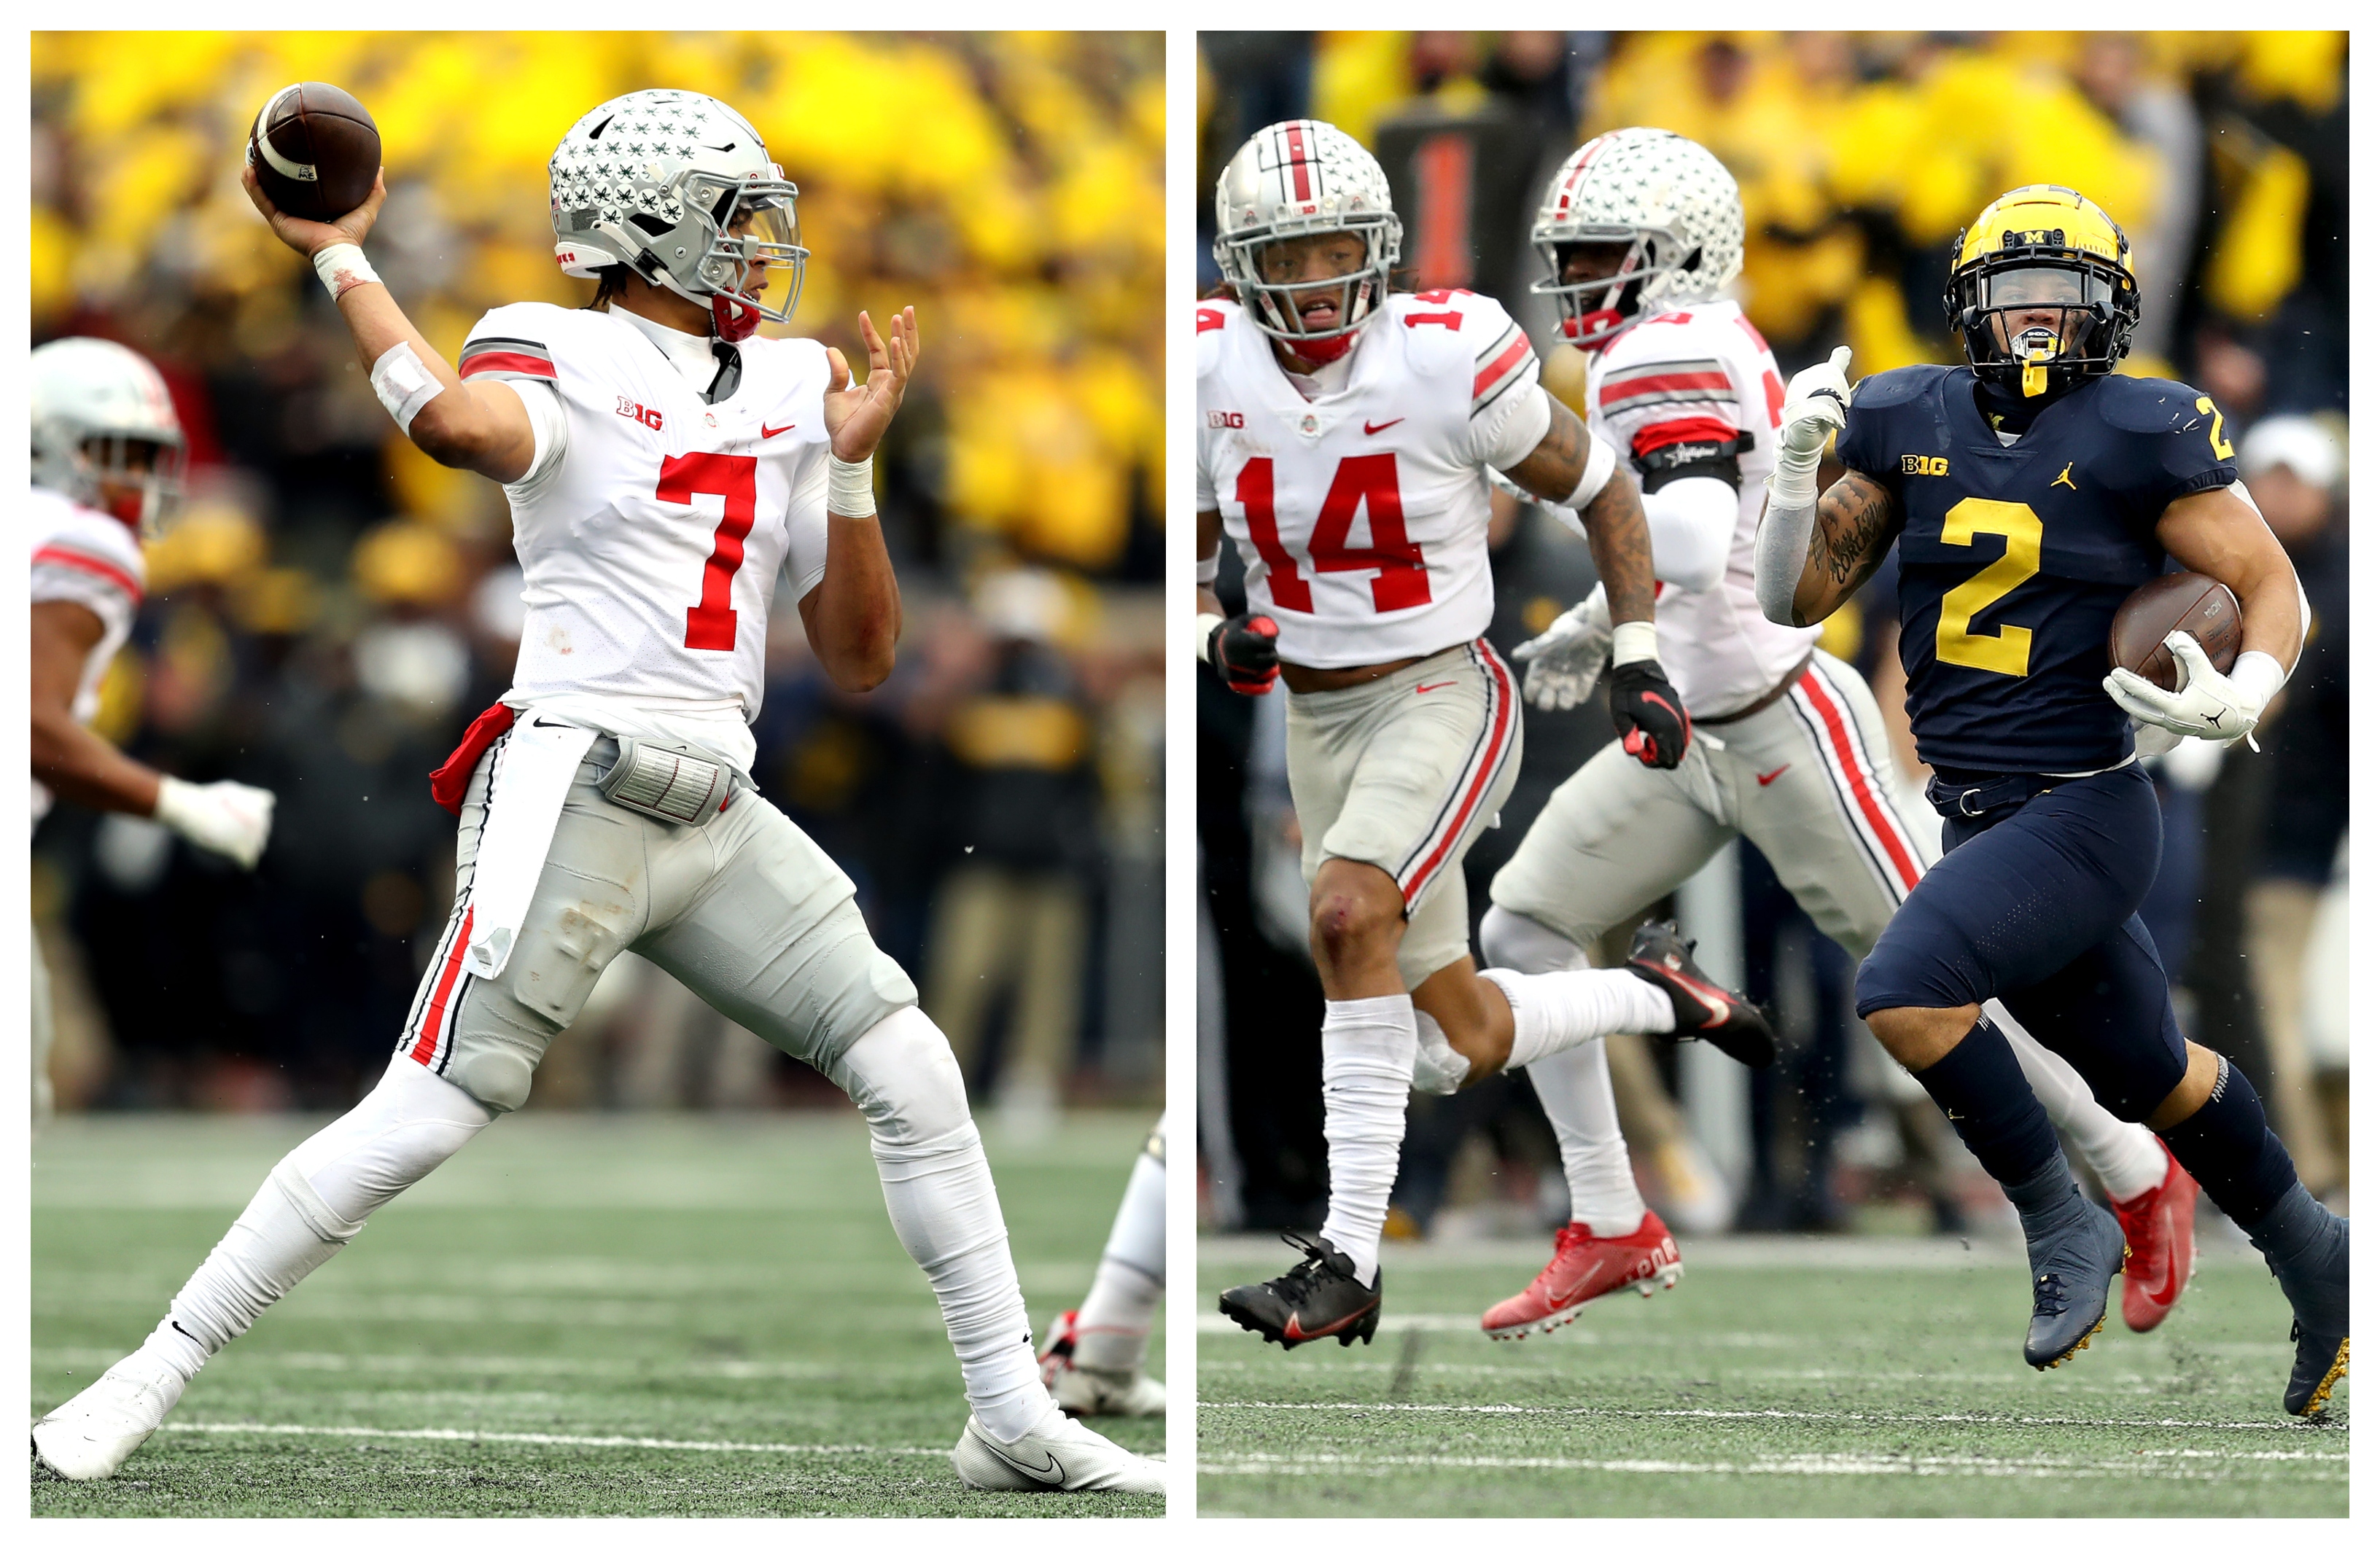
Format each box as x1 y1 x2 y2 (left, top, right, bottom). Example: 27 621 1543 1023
658 451 758 652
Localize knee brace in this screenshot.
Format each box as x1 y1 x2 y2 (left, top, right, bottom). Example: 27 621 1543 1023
1478 904 1591 975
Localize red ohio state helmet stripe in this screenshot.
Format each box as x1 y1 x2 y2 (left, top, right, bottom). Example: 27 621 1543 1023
1285 122 1312 202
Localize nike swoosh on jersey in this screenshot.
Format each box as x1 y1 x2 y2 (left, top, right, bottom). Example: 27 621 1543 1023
761 422 797 439
1364 418 1404 435
1414 681 1459 695
1756 764 1791 786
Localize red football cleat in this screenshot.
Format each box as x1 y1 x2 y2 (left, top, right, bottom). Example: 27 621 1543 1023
1481 1212 1682 1341
2109 1142 2198 1333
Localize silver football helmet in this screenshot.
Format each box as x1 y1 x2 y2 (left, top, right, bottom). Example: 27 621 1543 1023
549 89 807 342
1531 128 1745 349
1211 119 1401 354
31 337 187 536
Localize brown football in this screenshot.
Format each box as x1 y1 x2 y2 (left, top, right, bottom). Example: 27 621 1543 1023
247 82 380 222
2109 571 2241 692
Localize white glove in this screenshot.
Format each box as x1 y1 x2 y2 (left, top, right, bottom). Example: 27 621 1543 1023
1510 586 1614 711
1775 346 1853 468
153 776 276 869
2102 633 2282 748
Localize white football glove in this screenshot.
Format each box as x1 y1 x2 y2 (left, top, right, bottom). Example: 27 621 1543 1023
153 776 276 869
1510 585 1614 712
1776 345 1853 465
2102 633 2279 748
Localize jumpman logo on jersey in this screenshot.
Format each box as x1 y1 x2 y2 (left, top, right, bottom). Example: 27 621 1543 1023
2052 461 2077 491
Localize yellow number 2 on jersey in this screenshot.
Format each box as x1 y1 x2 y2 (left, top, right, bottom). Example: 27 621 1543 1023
1935 497 2042 678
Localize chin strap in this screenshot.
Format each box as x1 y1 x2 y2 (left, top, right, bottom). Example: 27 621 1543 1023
710 292 761 343
1287 331 1356 365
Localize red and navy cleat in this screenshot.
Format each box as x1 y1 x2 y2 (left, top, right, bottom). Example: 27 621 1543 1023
1625 918 1776 1069
1481 1213 1682 1341
1218 1232 1381 1349
2109 1142 2198 1334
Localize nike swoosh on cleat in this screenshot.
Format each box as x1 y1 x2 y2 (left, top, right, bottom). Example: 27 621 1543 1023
761 422 797 438
1000 1441 1065 1485
1280 1305 1370 1343
1654 964 1734 1029
1364 418 1404 435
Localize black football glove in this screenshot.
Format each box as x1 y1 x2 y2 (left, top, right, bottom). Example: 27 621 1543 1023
1209 612 1281 695
1609 658 1691 768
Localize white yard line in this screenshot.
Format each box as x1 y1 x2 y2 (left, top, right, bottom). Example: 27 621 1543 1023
162 1421 951 1457
1202 1400 2344 1435
43 1348 841 1381
1197 1448 2341 1482
1199 1233 2263 1272
1193 1312 2291 1357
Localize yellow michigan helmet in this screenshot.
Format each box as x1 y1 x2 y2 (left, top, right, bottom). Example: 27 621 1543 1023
1943 185 2140 398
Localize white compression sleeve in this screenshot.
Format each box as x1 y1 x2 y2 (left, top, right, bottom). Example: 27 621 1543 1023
1995 1004 2168 1201
1753 490 1816 625
1476 905 1652 1236
141 1056 494 1381
831 1007 1052 1445
500 378 569 492
1641 475 1737 593
1073 1117 1166 1373
1317 995 1418 1288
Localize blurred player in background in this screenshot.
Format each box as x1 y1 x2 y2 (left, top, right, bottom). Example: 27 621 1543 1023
1755 184 2346 1413
30 339 275 1125
1197 118 1770 1351
1477 132 2195 1343
34 87 1158 1494
1041 1112 1167 1416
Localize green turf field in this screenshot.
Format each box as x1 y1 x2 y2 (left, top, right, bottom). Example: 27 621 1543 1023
33 1110 1164 1517
1199 1232 2345 1516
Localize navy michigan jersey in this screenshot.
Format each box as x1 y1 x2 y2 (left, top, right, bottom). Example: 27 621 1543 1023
1836 365 2239 773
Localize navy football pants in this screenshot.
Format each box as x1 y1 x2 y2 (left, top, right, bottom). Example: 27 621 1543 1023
1855 762 2189 1123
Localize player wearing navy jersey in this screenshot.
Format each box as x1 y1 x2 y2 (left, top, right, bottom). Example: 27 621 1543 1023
1754 186 2345 1416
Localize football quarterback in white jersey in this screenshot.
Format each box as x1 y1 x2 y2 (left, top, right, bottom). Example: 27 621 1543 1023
34 89 1159 1497
1478 128 2197 1342
28 338 276 1125
1197 119 1773 1351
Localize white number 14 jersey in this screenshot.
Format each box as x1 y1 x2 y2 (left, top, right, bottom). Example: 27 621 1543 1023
1197 291 1582 669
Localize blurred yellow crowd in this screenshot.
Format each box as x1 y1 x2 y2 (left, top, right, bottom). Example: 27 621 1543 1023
1208 31 2341 377
33 30 1164 572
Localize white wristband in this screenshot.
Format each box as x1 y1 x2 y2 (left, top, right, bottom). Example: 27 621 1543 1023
1190 612 1226 668
828 453 876 518
370 341 445 434
1768 440 1823 511
313 242 380 302
1611 620 1659 666
1555 432 1620 510
1196 550 1220 586
2229 649 2287 716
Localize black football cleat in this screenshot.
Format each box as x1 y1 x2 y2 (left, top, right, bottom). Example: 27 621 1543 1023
1218 1232 1382 1349
2266 1212 2349 1418
2022 1187 2128 1370
1625 919 1776 1069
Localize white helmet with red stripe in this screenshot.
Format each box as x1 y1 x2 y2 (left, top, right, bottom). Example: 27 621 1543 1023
548 89 807 343
31 336 187 536
1531 128 1743 349
1212 119 1401 354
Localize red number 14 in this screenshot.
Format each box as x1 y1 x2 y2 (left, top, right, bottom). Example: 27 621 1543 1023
1234 453 1429 614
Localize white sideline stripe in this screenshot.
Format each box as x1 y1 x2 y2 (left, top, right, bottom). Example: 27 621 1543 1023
1202 1400 2342 1435
1193 1313 2292 1356
1197 1360 2278 1388
1197 1449 2343 1482
163 1421 942 1459
44 1348 838 1381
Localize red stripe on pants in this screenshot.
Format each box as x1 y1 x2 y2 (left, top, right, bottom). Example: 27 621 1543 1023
408 904 474 1066
1796 673 1921 890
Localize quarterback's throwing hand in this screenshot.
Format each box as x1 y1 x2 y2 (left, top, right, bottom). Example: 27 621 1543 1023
1511 588 1614 712
1209 613 1281 695
241 163 387 259
1776 345 1854 464
1609 659 1692 768
2103 631 2270 746
824 306 919 463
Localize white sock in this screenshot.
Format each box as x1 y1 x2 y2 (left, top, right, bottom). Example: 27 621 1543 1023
834 1007 1053 1445
1524 1041 1648 1237
1073 1120 1164 1373
1480 966 1673 1070
1317 994 1417 1288
1996 1001 2169 1201
144 1056 494 1382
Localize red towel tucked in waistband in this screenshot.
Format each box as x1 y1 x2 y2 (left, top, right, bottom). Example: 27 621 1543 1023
428 701 518 814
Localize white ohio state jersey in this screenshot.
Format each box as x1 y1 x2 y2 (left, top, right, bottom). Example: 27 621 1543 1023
31 485 147 826
461 304 833 741
1197 292 1552 669
1584 300 1819 717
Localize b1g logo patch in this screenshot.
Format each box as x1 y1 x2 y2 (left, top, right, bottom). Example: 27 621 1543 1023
617 397 664 432
1208 410 1244 429
1902 455 1949 477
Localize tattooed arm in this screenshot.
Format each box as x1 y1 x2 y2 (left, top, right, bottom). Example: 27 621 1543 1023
1787 469 1899 627
1503 397 1657 624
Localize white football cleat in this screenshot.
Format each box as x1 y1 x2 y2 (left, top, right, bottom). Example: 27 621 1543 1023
32 1348 188 1481
1052 1365 1167 1419
952 1411 1165 1494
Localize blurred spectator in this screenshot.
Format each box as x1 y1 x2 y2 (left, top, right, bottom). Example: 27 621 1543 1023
34 31 1163 1114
